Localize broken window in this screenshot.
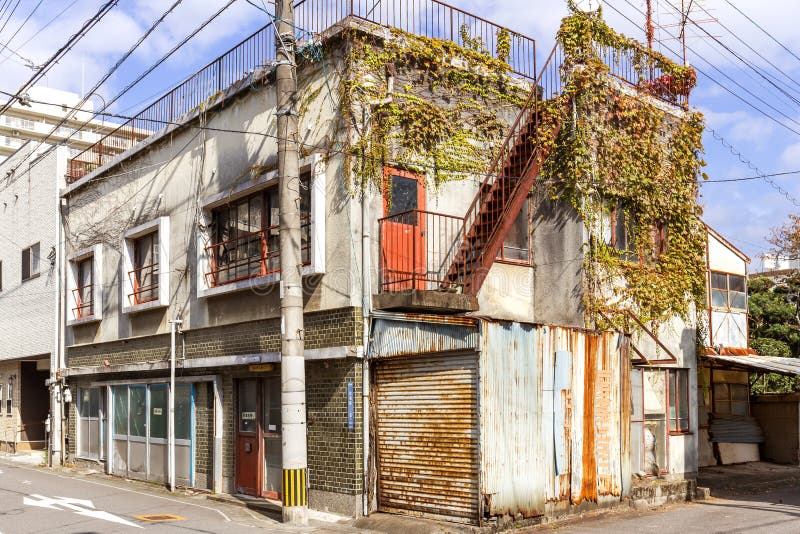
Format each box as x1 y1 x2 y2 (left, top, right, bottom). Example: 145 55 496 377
710 272 747 311
208 174 310 287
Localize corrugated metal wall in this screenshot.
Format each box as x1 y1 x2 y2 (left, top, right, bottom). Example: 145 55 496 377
480 322 629 518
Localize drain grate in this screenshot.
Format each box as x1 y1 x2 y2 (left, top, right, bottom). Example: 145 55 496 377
134 514 186 522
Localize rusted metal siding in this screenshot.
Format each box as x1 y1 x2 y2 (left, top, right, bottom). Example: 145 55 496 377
480 323 627 519
370 314 478 359
375 353 480 525
479 321 544 518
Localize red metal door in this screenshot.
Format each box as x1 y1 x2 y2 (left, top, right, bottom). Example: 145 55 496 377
235 379 262 495
381 169 426 291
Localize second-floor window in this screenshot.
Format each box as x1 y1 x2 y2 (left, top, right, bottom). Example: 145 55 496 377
131 232 159 304
74 257 94 318
710 272 747 311
207 177 310 287
610 205 638 263
21 242 40 281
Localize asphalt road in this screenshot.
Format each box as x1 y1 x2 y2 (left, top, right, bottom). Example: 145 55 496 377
529 487 800 534
0 456 323 533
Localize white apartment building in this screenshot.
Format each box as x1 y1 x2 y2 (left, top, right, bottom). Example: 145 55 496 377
0 86 135 457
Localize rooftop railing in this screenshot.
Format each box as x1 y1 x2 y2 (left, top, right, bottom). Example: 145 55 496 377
66 0 537 183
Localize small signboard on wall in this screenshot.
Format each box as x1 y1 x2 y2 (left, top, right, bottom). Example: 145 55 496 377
347 382 355 432
241 411 256 420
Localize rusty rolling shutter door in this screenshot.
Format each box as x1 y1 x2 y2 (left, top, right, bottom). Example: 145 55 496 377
376 352 480 525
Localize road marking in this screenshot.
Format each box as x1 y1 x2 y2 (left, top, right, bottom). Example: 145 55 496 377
0 459 231 522
23 494 143 528
21 480 30 485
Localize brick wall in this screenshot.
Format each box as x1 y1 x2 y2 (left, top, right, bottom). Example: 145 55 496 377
307 359 363 495
194 381 214 489
67 307 362 369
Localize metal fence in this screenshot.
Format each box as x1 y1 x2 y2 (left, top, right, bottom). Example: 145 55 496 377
66 0 537 183
294 0 537 79
378 209 465 292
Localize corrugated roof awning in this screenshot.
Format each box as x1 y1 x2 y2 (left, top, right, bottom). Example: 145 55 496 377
703 353 800 376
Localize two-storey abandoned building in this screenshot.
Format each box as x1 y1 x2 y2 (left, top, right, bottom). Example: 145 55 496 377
56 3 720 526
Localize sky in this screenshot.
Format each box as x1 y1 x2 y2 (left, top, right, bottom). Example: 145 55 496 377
0 0 798 268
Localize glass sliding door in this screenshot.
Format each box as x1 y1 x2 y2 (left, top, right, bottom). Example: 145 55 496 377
109 383 194 486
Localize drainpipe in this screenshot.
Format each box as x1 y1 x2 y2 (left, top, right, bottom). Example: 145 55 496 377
168 318 182 492
361 187 371 517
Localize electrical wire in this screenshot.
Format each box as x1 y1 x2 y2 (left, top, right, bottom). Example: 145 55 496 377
0 0 44 57
13 0 185 169
3 0 239 181
0 0 81 68
0 0 119 117
0 0 22 38
721 0 800 67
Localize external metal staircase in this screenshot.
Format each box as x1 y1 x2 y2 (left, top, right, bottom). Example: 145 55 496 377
444 46 565 295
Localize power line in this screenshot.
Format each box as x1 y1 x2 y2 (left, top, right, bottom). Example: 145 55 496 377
0 0 81 68
15 0 185 169
0 0 119 117
3 0 240 181
604 0 800 207
0 0 22 38
721 0 800 67
0 0 44 55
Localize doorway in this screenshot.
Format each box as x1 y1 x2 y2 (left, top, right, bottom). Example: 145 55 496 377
235 377 282 499
381 169 427 291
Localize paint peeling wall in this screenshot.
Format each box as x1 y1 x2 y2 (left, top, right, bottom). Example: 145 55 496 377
479 321 628 519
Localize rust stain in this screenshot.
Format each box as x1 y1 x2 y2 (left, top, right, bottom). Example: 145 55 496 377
578 334 598 504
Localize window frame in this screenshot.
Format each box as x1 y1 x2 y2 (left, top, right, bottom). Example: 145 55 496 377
131 232 160 305
121 217 170 314
496 196 532 265
66 245 103 326
667 368 691 435
6 378 12 416
631 367 670 475
709 270 747 312
609 204 639 263
21 242 40 282
197 155 326 298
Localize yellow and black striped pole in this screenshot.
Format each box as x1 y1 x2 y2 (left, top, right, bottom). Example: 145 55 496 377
282 468 308 508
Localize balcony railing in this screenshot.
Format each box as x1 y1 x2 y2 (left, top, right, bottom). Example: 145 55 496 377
71 285 94 319
378 209 465 292
205 218 311 288
128 263 159 305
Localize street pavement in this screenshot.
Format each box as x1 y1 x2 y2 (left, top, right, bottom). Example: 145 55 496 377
527 486 800 534
0 456 353 533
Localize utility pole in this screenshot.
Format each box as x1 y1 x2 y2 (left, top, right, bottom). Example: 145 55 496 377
275 0 308 525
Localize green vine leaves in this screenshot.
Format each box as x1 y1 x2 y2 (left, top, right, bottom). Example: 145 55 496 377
545 8 708 331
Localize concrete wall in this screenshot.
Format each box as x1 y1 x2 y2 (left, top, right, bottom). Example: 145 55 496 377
531 198 586 328
0 143 63 363
752 394 800 465
63 40 353 347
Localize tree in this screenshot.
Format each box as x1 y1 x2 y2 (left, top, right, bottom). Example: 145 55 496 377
748 274 800 393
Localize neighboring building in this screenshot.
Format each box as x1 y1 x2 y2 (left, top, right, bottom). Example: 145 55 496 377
0 86 130 165
56 3 720 527
0 86 143 456
0 143 66 452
